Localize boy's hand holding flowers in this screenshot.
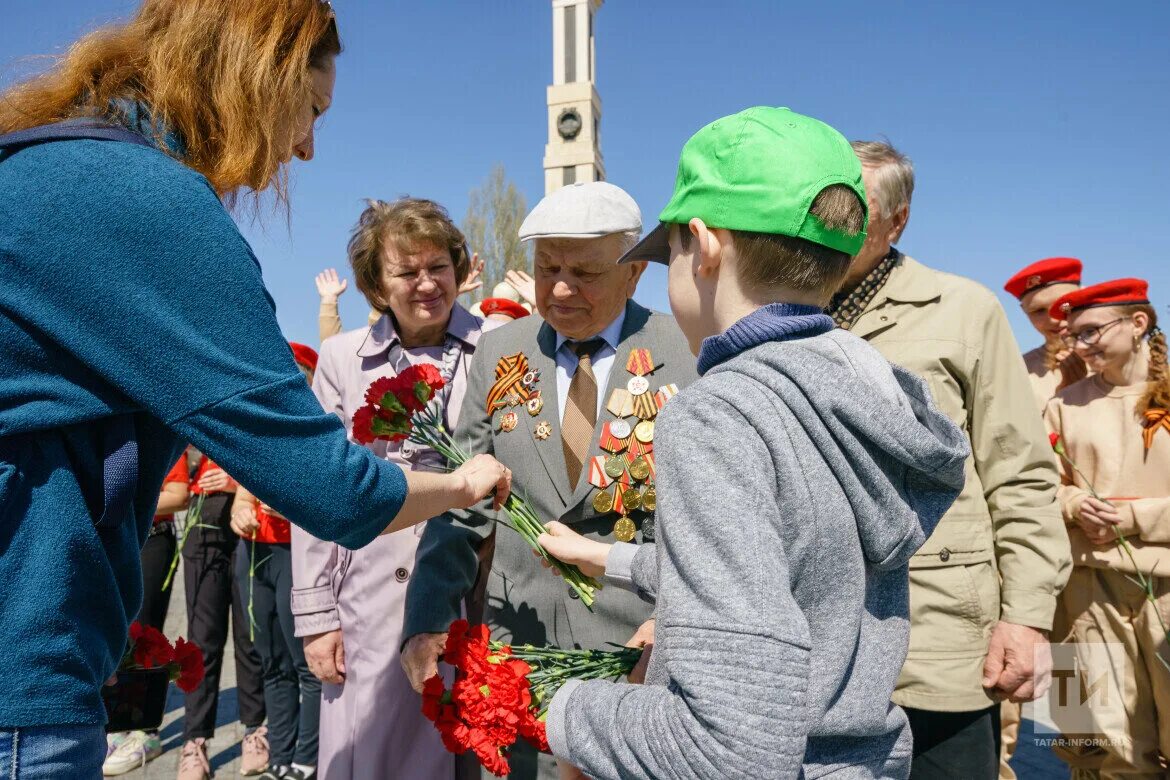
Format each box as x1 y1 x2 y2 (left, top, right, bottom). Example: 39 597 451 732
535 521 611 578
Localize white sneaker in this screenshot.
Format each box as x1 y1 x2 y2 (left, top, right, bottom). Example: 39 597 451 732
102 730 162 775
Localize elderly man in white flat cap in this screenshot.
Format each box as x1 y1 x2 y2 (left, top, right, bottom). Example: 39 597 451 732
401 182 696 779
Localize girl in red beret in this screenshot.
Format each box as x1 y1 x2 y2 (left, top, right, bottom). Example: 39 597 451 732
1043 278 1170 775
1004 257 1088 411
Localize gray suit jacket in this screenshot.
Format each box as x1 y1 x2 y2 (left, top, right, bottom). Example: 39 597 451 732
404 300 697 652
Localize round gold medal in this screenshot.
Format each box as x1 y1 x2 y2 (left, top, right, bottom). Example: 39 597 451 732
633 420 655 443
604 455 626 479
621 487 642 512
641 487 657 511
592 489 614 514
613 517 637 543
628 456 650 482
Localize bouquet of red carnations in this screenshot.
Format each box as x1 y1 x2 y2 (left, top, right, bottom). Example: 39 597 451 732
119 621 205 692
421 620 642 777
104 622 207 731
351 364 602 607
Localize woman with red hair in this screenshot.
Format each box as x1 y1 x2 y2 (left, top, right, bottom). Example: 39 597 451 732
0 3 510 776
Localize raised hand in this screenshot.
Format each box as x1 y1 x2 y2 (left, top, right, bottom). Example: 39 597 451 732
315 268 349 302
503 269 537 307
458 253 485 296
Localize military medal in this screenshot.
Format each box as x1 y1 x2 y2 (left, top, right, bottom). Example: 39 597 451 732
634 420 654 443
613 517 637 543
592 489 615 514
599 422 630 453
587 455 615 488
533 420 553 440
628 456 651 482
625 437 652 462
612 486 626 515
526 394 544 416
654 383 679 409
641 486 657 511
609 419 632 440
604 454 626 479
621 487 642 512
631 391 657 421
606 388 634 419
627 375 650 396
626 348 654 377
522 369 540 387
498 411 518 433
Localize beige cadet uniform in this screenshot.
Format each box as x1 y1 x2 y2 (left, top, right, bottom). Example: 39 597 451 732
1045 375 1170 777
1024 345 1089 413
849 256 1072 713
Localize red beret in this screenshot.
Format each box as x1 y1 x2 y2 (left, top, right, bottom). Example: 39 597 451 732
290 342 319 372
1049 278 1149 321
1003 257 1082 299
480 298 530 320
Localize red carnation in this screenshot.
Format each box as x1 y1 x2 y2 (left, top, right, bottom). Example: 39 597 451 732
170 637 205 693
352 405 378 444
1049 432 1065 456
129 622 173 669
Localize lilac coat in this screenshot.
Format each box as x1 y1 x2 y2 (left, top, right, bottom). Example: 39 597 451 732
291 306 490 780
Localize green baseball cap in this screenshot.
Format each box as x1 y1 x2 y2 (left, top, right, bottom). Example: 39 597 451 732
618 106 868 265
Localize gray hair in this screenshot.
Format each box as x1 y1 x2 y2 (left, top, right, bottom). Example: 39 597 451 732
851 140 915 219
617 229 641 254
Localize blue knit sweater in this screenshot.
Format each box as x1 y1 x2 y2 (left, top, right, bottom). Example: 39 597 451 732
0 128 406 726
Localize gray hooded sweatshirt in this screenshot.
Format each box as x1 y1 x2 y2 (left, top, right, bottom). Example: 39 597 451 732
545 307 969 779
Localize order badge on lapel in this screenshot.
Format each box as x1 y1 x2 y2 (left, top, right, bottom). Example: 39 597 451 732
533 420 553 441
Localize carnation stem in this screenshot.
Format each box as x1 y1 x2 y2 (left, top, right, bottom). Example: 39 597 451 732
408 405 602 608
162 493 210 592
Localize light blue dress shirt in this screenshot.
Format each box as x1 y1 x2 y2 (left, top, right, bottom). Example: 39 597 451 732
553 308 627 422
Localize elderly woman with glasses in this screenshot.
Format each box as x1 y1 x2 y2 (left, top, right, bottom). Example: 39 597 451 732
291 198 495 780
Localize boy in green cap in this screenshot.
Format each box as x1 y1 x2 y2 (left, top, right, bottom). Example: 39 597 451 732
536 107 970 779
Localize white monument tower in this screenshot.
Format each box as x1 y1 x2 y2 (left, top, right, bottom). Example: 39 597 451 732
543 0 604 195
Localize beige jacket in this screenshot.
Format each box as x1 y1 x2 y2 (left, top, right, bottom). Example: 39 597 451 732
852 255 1072 711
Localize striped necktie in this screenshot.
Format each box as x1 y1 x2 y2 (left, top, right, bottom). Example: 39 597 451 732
562 338 604 489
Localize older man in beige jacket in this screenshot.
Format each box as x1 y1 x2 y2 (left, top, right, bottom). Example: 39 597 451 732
827 140 1072 779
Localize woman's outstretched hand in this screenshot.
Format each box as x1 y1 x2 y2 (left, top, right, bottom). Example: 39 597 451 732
452 453 512 510
536 521 610 578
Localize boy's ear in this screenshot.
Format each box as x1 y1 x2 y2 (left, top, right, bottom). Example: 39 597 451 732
690 218 722 278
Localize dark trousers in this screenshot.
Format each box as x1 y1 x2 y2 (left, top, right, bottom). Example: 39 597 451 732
134 524 176 733
139 525 175 630
182 493 266 739
906 705 1001 780
235 540 320 767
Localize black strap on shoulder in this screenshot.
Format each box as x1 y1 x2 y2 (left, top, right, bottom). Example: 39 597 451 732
0 119 152 160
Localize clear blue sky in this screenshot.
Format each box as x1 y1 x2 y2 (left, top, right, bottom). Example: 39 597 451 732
4 0 1167 349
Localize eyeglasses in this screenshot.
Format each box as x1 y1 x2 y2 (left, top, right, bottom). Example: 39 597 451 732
1062 317 1127 348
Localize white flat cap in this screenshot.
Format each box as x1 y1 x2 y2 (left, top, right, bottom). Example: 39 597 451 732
518 181 642 241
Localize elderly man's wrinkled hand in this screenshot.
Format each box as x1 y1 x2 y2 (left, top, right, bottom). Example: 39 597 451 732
982 621 1051 703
